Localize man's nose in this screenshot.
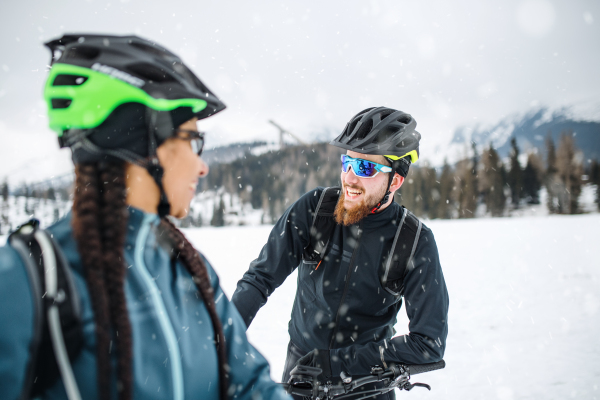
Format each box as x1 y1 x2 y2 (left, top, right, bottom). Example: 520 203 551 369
343 165 360 184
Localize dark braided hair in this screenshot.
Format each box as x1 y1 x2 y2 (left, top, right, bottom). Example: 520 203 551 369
72 164 113 400
99 164 133 398
71 162 228 400
160 218 229 397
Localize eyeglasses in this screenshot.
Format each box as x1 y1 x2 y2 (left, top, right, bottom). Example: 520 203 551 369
173 129 205 156
340 154 392 178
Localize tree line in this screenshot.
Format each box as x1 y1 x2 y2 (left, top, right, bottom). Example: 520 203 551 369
2 130 598 231
398 132 597 218
0 180 70 235
203 131 599 225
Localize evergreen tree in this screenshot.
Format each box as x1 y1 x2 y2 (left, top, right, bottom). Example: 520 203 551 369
456 157 477 218
24 184 31 215
415 165 437 218
1 180 9 235
506 137 523 208
396 167 424 217
590 159 600 211
555 133 583 214
480 144 506 217
47 186 56 201
590 159 600 185
195 212 203 228
210 196 226 227
431 161 454 219
522 152 543 204
545 134 560 213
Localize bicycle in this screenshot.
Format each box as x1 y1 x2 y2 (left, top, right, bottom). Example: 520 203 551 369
281 359 445 400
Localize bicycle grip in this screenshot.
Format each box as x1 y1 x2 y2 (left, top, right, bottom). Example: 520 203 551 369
407 360 445 375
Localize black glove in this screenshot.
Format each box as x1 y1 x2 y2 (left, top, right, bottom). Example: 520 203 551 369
295 349 332 381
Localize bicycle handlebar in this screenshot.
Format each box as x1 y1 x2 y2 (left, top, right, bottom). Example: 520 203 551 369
281 360 445 400
407 360 446 375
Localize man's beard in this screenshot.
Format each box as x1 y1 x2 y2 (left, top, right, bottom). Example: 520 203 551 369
334 183 388 226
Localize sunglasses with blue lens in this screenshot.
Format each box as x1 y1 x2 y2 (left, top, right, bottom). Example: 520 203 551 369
173 128 205 156
340 154 392 178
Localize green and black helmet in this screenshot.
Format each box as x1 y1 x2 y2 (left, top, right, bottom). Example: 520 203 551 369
45 34 225 134
44 33 226 216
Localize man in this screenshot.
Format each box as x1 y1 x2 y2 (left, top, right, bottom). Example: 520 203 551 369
232 107 449 399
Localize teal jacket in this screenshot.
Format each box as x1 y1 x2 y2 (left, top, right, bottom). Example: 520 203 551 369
0 207 289 400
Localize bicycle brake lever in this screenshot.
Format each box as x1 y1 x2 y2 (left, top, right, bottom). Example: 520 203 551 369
402 382 431 391
340 371 352 384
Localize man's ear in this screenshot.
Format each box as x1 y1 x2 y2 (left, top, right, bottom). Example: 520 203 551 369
389 173 404 194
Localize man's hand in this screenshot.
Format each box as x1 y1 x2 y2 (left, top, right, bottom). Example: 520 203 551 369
295 349 332 381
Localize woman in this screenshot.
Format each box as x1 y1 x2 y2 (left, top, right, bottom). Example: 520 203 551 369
0 34 289 400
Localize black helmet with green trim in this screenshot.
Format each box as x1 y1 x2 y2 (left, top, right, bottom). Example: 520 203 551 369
331 107 421 213
330 106 420 177
43 33 226 216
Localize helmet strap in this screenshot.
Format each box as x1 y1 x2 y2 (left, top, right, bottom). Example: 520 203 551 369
370 161 398 214
146 157 171 218
145 109 173 218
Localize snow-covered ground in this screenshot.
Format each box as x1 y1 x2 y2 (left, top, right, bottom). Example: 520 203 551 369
185 214 600 400
1 211 598 399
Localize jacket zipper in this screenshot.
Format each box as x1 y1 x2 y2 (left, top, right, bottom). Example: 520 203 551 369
135 214 184 400
328 222 362 349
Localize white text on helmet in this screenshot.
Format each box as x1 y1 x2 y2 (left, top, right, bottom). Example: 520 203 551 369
91 63 145 88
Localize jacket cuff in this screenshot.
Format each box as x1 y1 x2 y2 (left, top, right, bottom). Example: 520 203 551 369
329 349 344 378
231 283 267 327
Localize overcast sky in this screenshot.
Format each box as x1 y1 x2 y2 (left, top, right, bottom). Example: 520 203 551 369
1 0 599 183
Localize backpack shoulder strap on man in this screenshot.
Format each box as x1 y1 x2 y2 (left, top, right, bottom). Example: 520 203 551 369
8 220 83 400
302 186 341 267
381 207 423 296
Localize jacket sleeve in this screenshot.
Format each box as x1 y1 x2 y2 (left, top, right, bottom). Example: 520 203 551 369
0 244 36 400
330 229 449 376
231 189 320 327
205 258 291 400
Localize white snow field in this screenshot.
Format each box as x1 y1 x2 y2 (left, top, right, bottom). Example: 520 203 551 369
184 214 600 400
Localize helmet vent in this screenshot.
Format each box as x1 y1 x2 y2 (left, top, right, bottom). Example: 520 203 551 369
52 74 88 86
128 62 176 83
63 46 100 61
173 62 208 92
380 110 395 120
51 98 72 109
372 126 400 144
129 41 172 60
398 115 411 124
356 120 374 139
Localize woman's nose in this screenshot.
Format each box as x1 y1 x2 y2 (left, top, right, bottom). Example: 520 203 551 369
198 157 209 177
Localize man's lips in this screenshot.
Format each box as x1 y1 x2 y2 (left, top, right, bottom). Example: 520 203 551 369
345 186 363 200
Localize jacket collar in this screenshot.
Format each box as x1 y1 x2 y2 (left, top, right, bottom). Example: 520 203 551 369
356 201 401 230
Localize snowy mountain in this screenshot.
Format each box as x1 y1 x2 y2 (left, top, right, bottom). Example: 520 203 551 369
445 105 600 163
201 141 272 166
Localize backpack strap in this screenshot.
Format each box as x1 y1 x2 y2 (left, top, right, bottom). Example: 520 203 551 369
9 220 83 400
381 207 423 296
302 187 341 267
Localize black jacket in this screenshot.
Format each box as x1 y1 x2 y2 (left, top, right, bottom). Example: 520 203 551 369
232 187 449 377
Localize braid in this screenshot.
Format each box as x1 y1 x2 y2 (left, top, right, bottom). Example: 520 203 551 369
99 163 133 400
160 218 229 400
72 164 112 400
72 163 226 400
